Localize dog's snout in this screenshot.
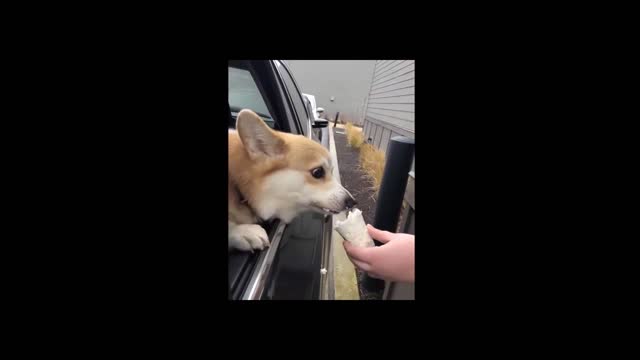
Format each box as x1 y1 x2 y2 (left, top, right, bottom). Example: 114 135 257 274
344 196 357 210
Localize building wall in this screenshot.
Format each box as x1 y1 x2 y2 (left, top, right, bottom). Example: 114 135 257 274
362 60 415 171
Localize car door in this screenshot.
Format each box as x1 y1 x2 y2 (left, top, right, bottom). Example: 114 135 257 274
257 61 333 300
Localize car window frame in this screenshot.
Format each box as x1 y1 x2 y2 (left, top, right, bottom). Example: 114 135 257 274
228 61 282 131
273 60 311 138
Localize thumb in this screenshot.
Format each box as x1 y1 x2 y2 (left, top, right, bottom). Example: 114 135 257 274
367 224 394 243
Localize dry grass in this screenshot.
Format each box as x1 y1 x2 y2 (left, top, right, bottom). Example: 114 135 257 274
359 143 386 193
345 123 364 149
344 121 385 194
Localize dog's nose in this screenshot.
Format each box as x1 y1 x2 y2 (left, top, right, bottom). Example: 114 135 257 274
344 197 357 210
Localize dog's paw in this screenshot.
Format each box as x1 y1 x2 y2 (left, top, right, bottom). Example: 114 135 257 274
229 224 270 252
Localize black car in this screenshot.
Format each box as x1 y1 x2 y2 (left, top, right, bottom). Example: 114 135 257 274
228 60 333 300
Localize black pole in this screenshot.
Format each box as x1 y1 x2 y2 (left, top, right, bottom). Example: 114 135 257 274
333 112 340 128
362 136 415 294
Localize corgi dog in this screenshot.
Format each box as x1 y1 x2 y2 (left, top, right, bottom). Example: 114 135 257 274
229 109 356 252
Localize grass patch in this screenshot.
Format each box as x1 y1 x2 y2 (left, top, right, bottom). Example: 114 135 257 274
345 122 364 149
359 143 386 193
343 121 385 193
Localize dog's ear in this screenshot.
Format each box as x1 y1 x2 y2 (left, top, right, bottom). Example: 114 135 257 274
236 109 286 159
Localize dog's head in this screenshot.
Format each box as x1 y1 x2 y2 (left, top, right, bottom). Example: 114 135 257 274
236 109 356 223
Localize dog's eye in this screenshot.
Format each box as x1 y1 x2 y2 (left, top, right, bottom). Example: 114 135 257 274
311 167 325 179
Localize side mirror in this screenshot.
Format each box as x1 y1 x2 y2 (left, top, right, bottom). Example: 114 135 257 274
312 119 328 128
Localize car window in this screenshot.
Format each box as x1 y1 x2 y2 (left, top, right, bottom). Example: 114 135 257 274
275 62 310 137
228 66 275 129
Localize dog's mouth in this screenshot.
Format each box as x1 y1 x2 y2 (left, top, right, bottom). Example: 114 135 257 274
323 208 341 214
312 205 341 215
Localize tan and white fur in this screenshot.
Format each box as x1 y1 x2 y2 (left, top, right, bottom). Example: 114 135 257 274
229 109 356 252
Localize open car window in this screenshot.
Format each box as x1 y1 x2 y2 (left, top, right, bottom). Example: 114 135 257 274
228 66 275 129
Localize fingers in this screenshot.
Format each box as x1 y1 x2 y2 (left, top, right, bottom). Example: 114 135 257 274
351 258 372 272
343 240 373 263
366 224 394 243
342 241 384 278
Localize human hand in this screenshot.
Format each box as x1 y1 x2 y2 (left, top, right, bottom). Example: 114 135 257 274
343 224 415 283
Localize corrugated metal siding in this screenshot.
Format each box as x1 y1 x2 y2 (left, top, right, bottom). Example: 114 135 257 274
365 116 414 139
374 125 383 148
362 59 415 174
379 128 392 154
365 60 415 135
